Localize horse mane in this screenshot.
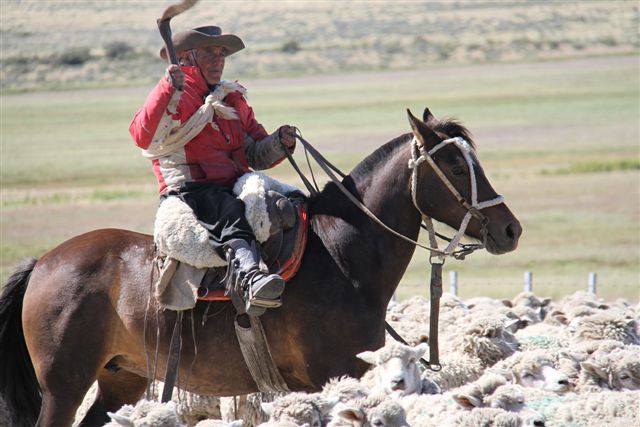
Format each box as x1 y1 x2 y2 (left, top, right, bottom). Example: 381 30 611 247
350 117 475 179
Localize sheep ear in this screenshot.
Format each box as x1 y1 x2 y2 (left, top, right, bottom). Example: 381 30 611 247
413 342 429 359
487 367 517 384
452 393 482 409
261 402 274 416
319 396 340 413
580 361 608 380
356 350 377 365
338 407 366 422
541 298 552 307
106 412 135 427
501 299 513 308
504 318 521 333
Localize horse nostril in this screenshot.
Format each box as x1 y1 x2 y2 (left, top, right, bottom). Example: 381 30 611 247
533 421 545 427
505 222 522 241
559 379 569 385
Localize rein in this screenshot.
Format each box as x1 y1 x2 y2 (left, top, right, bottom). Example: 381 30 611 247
284 129 505 371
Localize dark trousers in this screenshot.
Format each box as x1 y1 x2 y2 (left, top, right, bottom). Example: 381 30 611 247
164 182 255 257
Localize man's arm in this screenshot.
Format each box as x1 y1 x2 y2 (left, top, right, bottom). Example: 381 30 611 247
233 93 296 170
129 66 183 150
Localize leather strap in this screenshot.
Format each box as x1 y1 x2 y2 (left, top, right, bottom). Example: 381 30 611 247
161 310 183 402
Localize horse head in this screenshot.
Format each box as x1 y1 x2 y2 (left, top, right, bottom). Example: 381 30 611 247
407 108 522 255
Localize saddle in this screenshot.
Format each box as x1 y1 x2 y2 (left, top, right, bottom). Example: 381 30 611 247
198 192 308 301
153 173 309 310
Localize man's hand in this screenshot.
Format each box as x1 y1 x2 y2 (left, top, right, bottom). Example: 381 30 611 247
165 64 185 90
278 125 296 154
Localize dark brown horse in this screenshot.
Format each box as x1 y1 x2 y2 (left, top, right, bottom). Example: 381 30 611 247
0 109 521 427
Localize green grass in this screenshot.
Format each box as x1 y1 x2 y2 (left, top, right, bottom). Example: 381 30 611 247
1 55 639 302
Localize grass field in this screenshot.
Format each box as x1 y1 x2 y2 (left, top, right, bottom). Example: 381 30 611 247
1 54 638 301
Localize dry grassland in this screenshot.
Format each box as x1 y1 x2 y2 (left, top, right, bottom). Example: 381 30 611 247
1 1 638 91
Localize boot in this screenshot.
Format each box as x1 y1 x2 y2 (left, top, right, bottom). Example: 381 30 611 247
225 239 285 316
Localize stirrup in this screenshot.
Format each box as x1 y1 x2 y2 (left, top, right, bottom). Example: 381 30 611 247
248 296 283 308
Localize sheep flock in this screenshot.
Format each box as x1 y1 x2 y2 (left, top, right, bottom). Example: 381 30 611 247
2 290 638 427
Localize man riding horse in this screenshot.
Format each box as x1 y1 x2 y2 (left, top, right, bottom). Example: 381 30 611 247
129 26 297 316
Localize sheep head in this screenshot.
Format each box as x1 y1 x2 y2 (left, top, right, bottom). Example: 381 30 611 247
357 342 428 396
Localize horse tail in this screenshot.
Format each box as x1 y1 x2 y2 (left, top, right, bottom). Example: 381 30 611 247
0 258 41 427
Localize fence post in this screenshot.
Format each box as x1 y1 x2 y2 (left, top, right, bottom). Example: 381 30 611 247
588 272 597 294
449 271 458 296
524 271 533 292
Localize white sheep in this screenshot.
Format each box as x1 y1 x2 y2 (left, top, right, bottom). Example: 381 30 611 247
320 376 369 404
529 390 639 427
578 344 640 391
328 394 410 427
448 407 523 427
194 420 243 427
429 314 519 390
357 342 440 397
105 399 184 427
221 392 285 427
568 311 640 354
489 350 572 393
453 375 545 427
259 392 335 427
402 374 543 427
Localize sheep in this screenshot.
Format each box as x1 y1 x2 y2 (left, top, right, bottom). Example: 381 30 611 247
452 375 545 427
259 392 335 427
489 350 571 393
327 394 410 427
320 376 369 404
448 407 523 427
429 314 519 390
194 421 244 427
578 344 640 391
221 392 285 427
104 399 184 427
568 311 640 353
357 342 440 397
402 374 543 427
530 390 639 427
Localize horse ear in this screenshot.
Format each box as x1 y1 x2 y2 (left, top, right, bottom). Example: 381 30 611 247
407 109 438 148
423 107 436 125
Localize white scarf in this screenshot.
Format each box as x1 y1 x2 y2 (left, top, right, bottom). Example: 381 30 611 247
142 80 247 160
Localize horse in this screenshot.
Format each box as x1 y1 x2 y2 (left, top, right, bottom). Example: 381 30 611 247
0 109 521 427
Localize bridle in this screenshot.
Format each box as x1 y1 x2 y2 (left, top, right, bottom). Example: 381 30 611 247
408 135 505 262
285 129 507 371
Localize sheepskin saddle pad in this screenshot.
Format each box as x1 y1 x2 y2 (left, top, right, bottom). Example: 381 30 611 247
153 172 309 310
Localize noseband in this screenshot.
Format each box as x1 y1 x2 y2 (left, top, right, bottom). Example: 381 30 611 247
408 136 505 260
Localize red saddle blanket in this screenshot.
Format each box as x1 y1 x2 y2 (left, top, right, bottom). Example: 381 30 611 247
197 202 309 301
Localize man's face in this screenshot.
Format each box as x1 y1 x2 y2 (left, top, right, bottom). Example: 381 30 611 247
193 45 226 85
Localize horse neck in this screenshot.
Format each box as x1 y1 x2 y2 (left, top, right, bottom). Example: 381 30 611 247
310 138 422 305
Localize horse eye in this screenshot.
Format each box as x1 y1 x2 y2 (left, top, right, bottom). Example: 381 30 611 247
522 372 533 378
372 419 384 427
620 373 630 380
452 165 466 176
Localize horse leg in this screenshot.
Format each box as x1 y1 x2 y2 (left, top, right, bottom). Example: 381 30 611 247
78 368 147 427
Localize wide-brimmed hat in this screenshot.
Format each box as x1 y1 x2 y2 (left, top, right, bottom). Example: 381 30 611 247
159 25 245 60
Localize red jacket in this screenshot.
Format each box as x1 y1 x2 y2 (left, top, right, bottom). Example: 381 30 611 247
130 66 284 193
